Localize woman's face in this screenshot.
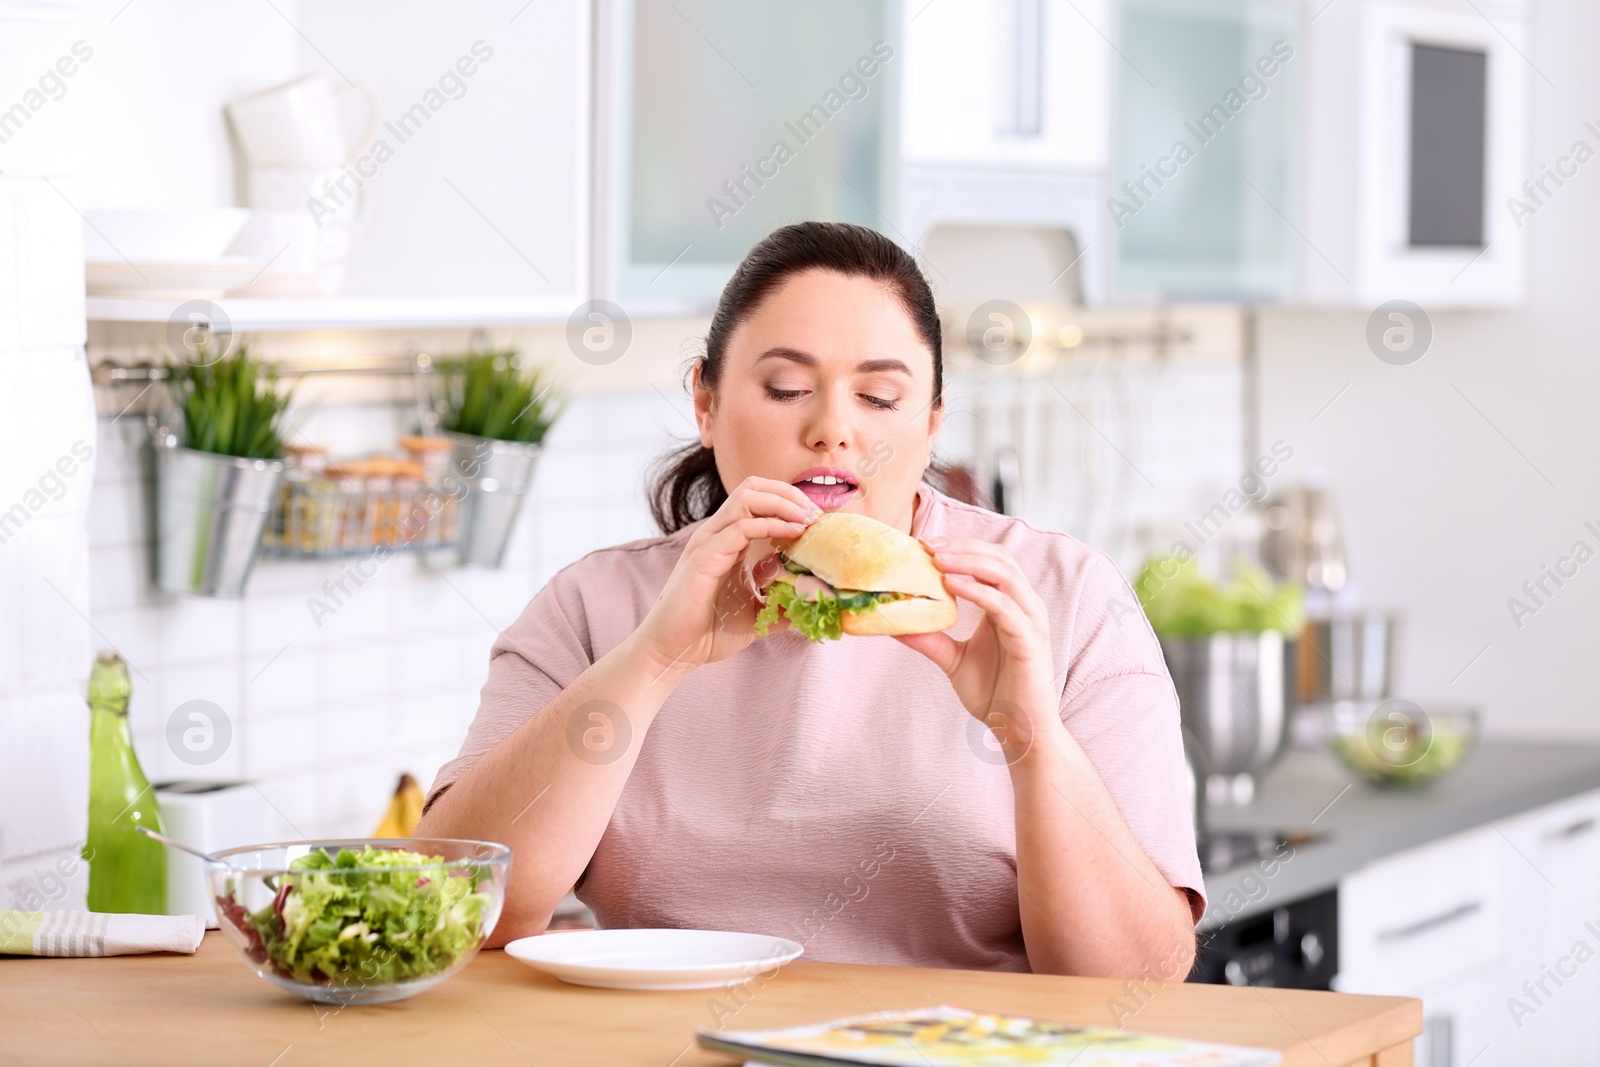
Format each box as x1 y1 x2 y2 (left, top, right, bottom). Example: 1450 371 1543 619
695 269 942 533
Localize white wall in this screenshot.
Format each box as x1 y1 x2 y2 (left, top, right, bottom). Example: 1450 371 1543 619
0 2 97 908
1256 2 1600 739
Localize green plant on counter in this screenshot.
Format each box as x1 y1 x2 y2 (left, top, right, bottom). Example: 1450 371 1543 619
1134 555 1304 637
439 351 563 444
168 345 292 460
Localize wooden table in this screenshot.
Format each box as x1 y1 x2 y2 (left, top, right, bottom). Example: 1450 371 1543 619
1 932 1420 1066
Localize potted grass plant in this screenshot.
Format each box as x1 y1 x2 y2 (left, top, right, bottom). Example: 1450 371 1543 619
155 345 292 596
437 350 562 568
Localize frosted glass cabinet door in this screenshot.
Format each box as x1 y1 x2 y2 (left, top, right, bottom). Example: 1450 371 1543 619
1111 0 1298 300
608 0 898 302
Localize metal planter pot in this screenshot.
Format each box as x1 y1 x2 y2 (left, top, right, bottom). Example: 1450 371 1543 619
1160 631 1294 806
447 432 540 568
156 444 284 597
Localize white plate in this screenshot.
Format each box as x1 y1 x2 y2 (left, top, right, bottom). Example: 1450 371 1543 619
86 257 266 298
504 928 804 990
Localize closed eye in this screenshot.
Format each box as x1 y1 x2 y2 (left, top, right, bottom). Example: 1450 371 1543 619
766 387 808 402
860 394 898 410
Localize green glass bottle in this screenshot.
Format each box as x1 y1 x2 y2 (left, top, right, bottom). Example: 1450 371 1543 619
84 652 167 914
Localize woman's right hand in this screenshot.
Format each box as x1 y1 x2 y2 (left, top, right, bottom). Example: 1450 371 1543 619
632 476 820 675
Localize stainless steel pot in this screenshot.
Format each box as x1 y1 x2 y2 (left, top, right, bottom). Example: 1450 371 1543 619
1160 631 1293 805
156 444 284 597
447 432 540 568
1292 615 1395 705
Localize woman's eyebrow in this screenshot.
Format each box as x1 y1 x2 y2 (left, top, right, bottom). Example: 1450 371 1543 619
855 358 912 375
755 346 818 367
754 348 913 376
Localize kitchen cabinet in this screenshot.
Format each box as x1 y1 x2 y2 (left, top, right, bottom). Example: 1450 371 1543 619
1336 822 1509 1066
1299 0 1530 307
897 0 1112 304
1337 822 1509 994
594 0 898 308
1338 790 1600 1066
900 0 1110 171
1110 0 1529 306
1111 0 1300 301
1497 789 1600 1065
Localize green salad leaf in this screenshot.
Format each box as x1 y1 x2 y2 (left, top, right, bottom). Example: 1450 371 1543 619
753 576 905 642
228 846 491 988
1134 556 1304 638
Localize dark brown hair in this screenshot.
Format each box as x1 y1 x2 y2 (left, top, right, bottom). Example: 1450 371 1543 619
648 221 944 534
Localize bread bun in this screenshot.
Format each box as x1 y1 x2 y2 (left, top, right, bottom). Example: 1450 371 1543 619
775 512 956 636
840 593 959 636
776 513 947 599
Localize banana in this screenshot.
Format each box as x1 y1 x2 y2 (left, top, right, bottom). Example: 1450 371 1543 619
373 773 425 838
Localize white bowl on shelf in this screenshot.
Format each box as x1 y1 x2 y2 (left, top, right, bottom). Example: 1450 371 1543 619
83 208 252 263
86 258 265 299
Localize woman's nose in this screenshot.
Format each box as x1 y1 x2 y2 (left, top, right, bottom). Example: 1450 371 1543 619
806 388 852 452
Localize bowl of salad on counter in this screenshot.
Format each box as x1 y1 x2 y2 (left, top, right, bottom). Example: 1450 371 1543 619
1327 700 1479 786
207 838 511 1005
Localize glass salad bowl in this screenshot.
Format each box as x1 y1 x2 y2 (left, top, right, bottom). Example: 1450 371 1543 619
1327 700 1479 786
207 838 511 1005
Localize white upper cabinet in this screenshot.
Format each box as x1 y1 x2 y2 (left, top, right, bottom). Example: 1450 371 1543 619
1111 0 1300 301
1299 0 1529 307
903 0 1530 308
900 0 1111 171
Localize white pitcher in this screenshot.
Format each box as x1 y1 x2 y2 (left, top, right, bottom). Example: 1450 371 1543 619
225 73 379 169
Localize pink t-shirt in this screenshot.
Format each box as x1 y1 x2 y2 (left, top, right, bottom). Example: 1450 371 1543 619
429 484 1205 972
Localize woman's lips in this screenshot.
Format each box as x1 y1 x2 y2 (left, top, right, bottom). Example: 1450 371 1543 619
797 481 856 509
793 467 858 511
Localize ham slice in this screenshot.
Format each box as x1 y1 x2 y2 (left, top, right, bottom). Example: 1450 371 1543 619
789 573 835 601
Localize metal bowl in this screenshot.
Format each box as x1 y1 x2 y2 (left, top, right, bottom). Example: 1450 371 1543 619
1160 631 1293 805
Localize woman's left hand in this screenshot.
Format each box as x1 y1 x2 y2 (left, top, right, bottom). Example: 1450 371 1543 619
896 537 1066 763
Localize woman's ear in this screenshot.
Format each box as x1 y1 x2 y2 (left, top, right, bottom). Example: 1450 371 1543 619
692 359 715 448
926 398 943 450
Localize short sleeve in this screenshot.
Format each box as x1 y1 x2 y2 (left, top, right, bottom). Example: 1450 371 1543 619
423 571 598 813
1052 551 1207 924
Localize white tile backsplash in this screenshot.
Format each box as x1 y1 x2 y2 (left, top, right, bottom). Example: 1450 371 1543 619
0 689 88 860
73 388 678 839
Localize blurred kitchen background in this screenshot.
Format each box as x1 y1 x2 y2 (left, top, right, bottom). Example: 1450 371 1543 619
3 0 1598 1061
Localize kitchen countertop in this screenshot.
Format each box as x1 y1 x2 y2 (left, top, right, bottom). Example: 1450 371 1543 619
1199 738 1600 931
1 931 1419 1066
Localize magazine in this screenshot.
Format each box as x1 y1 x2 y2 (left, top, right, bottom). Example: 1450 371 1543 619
696 1004 1282 1067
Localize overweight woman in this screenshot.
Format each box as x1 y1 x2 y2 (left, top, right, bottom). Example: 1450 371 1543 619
418 221 1205 978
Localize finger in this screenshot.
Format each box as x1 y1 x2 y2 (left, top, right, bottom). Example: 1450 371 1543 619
694 517 809 577
699 493 812 540
922 537 1031 577
941 573 1039 647
921 538 1035 593
730 477 821 522
926 550 1048 627
895 630 964 675
739 475 819 514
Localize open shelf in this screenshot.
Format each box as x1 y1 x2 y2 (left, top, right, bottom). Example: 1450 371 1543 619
85 296 578 332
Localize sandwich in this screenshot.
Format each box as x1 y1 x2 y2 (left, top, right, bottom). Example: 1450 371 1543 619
753 512 958 642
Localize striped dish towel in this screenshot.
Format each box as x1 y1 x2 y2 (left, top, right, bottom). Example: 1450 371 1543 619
0 910 206 957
